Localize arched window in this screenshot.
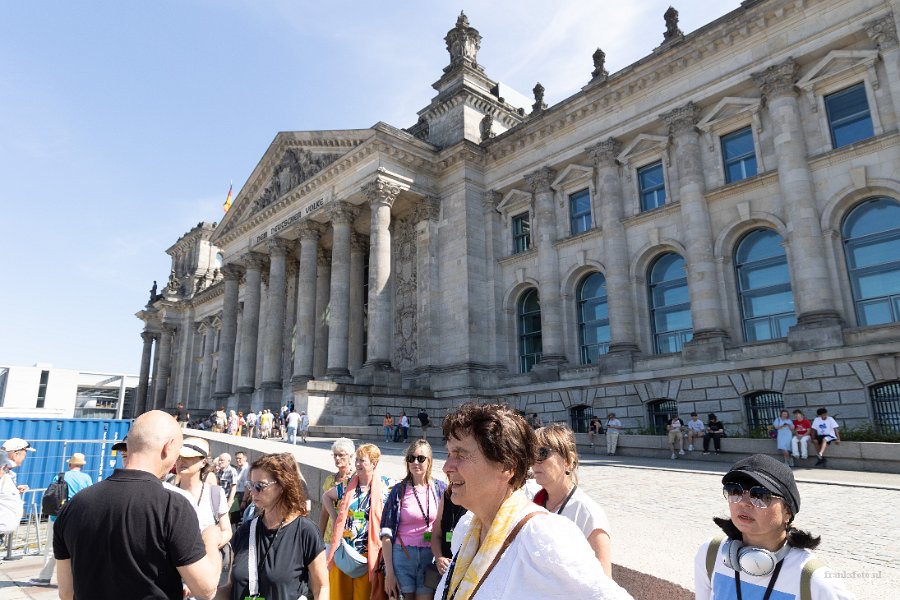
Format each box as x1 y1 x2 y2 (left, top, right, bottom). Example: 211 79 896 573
735 229 796 341
842 197 900 326
578 273 610 364
648 399 678 435
649 253 692 353
871 382 900 433
745 392 784 437
214 252 225 269
518 289 542 373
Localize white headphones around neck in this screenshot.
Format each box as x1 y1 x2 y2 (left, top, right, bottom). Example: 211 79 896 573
724 539 791 577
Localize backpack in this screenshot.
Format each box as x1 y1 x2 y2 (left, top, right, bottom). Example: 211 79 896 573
42 473 68 517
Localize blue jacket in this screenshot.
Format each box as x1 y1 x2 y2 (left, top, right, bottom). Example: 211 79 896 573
379 478 447 542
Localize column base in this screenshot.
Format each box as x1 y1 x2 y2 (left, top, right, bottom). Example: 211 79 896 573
598 344 640 375
788 311 843 351
323 368 353 383
531 355 567 382
236 386 255 394
682 329 728 363
355 361 401 387
290 375 312 391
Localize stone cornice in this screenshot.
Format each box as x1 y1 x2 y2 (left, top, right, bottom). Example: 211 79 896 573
166 222 216 255
190 280 226 306
419 86 525 132
436 140 485 171
483 0 817 164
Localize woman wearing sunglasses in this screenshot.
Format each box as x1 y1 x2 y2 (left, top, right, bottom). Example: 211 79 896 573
319 438 356 558
230 453 328 600
695 454 853 599
380 440 448 599
532 424 613 577
325 443 396 599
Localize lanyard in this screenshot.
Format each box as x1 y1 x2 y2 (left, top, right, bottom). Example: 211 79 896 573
346 480 371 530
248 516 285 598
734 559 784 600
542 484 577 515
410 482 432 528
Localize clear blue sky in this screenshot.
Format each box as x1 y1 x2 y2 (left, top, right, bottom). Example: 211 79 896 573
0 0 743 374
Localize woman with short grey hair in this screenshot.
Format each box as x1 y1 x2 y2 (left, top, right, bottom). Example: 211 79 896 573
319 438 356 556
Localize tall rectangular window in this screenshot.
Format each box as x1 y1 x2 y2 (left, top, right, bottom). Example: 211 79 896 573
721 126 757 183
825 83 874 149
569 189 592 235
638 161 666 211
36 370 49 408
512 212 531 254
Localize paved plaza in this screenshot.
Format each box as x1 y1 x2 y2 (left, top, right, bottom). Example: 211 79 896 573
2 435 897 599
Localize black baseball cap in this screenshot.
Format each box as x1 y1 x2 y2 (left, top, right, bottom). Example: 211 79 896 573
722 454 800 515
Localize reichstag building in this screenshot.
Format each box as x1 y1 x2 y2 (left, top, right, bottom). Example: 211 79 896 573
135 0 900 436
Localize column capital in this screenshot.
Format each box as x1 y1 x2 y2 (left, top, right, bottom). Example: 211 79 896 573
524 166 556 194
660 102 701 137
297 220 325 242
329 201 359 225
587 137 622 166
752 58 799 100
141 331 155 343
362 175 402 208
482 190 502 213
221 263 245 281
160 323 176 335
415 197 441 223
350 232 368 253
241 251 267 271
866 14 899 51
266 237 293 257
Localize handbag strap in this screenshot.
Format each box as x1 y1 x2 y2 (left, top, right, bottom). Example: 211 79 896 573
469 511 544 598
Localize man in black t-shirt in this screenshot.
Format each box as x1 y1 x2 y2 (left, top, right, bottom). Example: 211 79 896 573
54 410 221 600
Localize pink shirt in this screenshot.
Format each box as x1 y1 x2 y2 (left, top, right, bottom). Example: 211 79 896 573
396 484 437 548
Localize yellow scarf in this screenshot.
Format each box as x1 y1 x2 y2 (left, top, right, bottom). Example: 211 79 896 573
446 489 534 600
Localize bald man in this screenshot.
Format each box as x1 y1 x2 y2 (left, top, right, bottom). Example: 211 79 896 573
53 410 222 600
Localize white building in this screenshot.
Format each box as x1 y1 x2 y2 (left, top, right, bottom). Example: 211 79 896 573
137 0 900 437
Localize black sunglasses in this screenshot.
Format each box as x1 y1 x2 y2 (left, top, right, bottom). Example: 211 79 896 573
723 482 782 509
249 481 277 493
406 455 428 464
537 447 556 461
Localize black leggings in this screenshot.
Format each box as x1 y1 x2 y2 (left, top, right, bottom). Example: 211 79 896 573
703 433 721 452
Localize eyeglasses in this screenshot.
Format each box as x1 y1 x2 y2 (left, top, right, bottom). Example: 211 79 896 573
249 481 277 493
406 455 428 464
723 483 782 509
537 447 556 462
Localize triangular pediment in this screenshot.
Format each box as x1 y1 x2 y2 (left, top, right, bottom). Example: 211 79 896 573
697 97 760 132
551 164 593 191
617 134 668 165
213 129 373 243
797 50 879 90
497 188 532 214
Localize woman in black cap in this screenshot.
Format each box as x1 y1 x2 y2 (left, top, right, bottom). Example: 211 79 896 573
695 454 853 599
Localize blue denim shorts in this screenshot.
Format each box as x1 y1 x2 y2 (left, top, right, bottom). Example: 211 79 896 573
392 544 434 596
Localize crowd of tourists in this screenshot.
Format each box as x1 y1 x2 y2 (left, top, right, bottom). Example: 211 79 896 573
3 401 857 599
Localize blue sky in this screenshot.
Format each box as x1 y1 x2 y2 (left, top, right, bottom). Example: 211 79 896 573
0 0 742 374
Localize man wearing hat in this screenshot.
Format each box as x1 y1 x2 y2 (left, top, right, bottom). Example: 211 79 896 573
0 449 22 537
2 437 36 494
31 453 94 586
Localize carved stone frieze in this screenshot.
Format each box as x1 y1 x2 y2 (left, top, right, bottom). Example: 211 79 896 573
866 14 899 51
524 166 556 194
587 137 622 166
252 148 341 215
661 102 701 137
752 59 800 100
393 217 418 371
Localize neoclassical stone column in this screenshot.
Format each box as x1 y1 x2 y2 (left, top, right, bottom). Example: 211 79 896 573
661 102 728 357
867 15 900 136
348 233 367 372
416 197 442 372
291 222 322 386
153 324 175 409
135 331 155 416
215 263 243 400
753 60 842 348
361 176 401 369
313 247 331 378
149 333 161 409
261 238 291 389
237 252 266 393
198 317 216 407
282 255 298 389
324 202 359 380
588 138 639 371
524 166 566 366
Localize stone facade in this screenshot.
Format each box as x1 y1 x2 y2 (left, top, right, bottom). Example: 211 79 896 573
136 1 900 436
